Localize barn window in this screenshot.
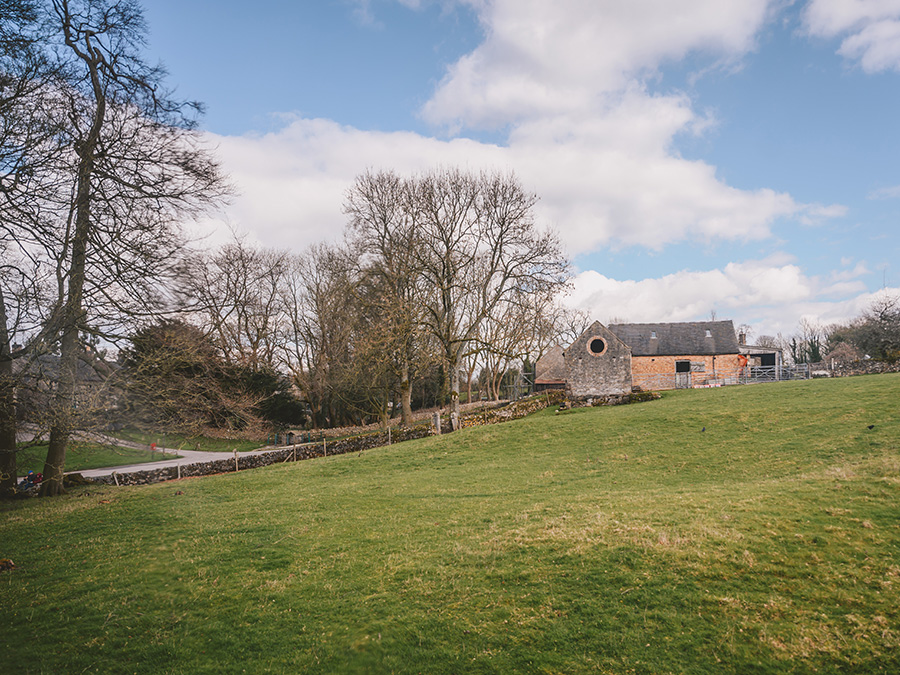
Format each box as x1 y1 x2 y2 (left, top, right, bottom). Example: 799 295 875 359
588 337 607 355
675 360 691 373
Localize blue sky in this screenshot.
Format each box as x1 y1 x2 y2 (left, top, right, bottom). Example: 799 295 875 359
141 0 900 340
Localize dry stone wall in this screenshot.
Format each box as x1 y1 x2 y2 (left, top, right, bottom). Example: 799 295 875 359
84 392 570 488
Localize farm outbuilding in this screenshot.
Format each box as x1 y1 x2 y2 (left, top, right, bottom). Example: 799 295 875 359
563 321 633 398
535 319 746 398
608 320 743 391
533 344 567 392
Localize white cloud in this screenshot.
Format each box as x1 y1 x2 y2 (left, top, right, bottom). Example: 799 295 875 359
804 0 900 72
202 118 504 250
201 111 815 256
193 1 845 257
565 255 888 337
868 183 900 199
423 0 772 128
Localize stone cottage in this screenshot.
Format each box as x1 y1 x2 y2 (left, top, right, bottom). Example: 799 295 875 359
537 319 744 397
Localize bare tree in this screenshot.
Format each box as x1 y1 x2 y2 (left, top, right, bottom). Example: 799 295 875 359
344 168 569 419
17 0 230 496
411 168 569 417
279 243 359 429
344 170 429 425
184 238 288 371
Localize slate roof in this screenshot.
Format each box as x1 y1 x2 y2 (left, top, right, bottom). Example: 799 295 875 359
534 345 567 383
608 320 740 357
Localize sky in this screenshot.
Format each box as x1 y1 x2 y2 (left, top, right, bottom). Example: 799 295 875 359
140 0 900 341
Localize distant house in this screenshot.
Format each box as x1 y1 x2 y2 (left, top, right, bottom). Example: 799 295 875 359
14 349 119 417
535 319 746 397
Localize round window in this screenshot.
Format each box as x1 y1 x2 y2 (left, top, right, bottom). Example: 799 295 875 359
588 337 606 355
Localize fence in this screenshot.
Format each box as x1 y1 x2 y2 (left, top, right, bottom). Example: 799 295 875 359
633 364 810 391
742 364 810 383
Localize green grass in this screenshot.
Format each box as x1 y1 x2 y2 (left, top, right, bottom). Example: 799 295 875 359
2 374 899 674
15 441 181 476
112 428 265 453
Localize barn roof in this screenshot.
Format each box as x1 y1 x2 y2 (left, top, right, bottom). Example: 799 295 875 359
608 320 740 356
534 345 567 383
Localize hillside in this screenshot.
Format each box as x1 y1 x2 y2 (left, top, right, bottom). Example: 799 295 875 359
1 374 898 674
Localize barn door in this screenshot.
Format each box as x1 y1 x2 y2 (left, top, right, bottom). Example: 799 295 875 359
675 360 692 389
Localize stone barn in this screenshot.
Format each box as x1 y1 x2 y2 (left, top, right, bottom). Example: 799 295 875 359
608 320 742 390
555 319 744 396
563 321 633 397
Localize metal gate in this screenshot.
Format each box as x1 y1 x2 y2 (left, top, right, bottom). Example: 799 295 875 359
675 372 692 389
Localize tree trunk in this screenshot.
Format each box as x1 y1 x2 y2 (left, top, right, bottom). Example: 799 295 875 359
40 318 82 497
449 347 461 418
40 104 100 497
0 287 18 498
399 360 412 426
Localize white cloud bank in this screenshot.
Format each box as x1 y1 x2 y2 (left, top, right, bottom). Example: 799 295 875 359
207 0 848 256
198 0 874 338
567 256 888 337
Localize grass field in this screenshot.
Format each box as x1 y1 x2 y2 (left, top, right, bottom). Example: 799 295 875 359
15 441 181 476
1 374 898 674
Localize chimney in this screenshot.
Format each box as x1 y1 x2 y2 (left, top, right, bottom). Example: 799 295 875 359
738 332 746 346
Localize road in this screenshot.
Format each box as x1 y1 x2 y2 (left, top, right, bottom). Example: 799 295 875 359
74 443 294 479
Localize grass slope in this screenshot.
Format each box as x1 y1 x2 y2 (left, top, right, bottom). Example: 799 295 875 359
1 374 898 674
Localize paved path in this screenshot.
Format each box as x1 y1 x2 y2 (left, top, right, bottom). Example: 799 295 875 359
18 426 321 480
74 443 299 479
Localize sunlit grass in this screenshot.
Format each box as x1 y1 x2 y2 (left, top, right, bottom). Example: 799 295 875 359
1 374 898 673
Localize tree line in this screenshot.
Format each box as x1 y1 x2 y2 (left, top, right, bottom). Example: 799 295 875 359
162 168 571 432
743 293 900 366
1 1 572 497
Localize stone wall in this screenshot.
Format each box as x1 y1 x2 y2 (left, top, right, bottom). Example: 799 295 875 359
89 423 439 487
824 360 900 377
85 392 570 488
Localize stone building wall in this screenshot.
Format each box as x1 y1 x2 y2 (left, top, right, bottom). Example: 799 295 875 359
564 321 633 397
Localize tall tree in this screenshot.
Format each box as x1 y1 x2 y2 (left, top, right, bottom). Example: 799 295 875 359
344 170 427 425
412 168 569 417
26 0 229 495
279 243 359 429
0 0 63 495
